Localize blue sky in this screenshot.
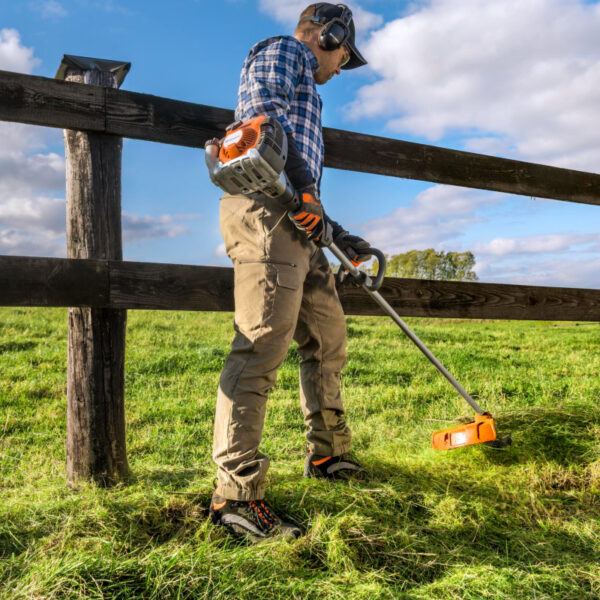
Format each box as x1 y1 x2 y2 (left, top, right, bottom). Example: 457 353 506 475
1 0 599 288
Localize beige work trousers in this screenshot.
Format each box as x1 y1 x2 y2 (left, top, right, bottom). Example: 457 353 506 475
213 192 351 501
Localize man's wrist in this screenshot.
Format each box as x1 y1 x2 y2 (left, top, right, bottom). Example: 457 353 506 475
284 131 315 190
325 215 346 240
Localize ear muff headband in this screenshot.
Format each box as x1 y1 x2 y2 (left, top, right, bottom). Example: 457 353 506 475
298 3 353 52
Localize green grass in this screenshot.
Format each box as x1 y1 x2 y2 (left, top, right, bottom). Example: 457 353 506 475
1 307 599 599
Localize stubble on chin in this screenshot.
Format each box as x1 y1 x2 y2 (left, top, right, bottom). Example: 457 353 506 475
314 71 331 85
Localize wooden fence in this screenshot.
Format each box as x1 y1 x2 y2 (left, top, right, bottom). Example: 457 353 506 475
1 61 599 486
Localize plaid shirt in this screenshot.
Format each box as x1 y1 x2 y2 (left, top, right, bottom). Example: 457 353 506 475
235 36 324 189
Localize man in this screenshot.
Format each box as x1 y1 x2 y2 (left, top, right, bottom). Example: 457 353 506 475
210 3 371 540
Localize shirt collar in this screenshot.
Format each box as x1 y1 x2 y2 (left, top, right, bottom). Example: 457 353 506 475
296 39 320 73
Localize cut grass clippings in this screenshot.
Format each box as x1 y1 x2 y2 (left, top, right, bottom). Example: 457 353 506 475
1 307 599 599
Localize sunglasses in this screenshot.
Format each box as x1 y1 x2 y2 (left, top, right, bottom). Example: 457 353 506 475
339 47 351 68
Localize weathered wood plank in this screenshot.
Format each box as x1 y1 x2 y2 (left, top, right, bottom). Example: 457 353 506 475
0 69 105 131
1 256 599 321
1 70 600 205
104 88 233 147
323 128 600 206
109 261 234 311
0 70 232 142
336 277 600 321
0 255 108 306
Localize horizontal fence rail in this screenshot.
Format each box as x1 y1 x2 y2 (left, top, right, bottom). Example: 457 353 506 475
2 69 600 205
2 256 599 321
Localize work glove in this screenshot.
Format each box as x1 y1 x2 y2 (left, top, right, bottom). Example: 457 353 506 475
290 183 328 243
332 224 372 267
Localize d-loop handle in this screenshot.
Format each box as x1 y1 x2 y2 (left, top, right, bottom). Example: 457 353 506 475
366 248 386 291
333 246 386 292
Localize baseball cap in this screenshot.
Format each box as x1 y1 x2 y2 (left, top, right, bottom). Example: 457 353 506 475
302 3 368 70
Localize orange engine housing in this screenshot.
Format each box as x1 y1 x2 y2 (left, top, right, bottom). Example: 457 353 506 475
431 413 497 450
205 114 288 198
219 115 266 163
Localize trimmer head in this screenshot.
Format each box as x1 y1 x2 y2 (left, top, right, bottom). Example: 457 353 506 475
432 413 498 450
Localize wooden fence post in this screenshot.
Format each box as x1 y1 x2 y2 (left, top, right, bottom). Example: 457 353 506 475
56 55 131 487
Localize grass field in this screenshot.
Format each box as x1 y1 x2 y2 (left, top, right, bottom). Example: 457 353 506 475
1 306 599 599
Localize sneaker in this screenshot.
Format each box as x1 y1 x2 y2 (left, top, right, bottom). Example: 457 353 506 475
303 453 367 480
210 491 301 540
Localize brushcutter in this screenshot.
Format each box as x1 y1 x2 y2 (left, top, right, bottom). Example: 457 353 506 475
329 245 511 450
204 116 511 451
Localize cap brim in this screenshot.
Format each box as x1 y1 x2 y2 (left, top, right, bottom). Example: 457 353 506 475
341 40 367 70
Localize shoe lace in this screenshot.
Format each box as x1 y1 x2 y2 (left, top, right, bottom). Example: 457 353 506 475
248 500 278 532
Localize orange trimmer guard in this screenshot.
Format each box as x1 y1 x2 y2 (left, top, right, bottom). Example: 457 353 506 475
432 413 497 450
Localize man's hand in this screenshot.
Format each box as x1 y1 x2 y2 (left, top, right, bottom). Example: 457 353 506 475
333 227 372 267
290 184 326 242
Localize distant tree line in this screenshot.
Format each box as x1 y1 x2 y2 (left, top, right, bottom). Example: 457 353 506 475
331 248 478 282
382 249 478 281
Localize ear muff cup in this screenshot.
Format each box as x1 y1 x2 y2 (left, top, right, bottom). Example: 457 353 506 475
318 20 349 51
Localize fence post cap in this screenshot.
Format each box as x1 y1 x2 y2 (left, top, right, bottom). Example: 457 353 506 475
55 54 131 86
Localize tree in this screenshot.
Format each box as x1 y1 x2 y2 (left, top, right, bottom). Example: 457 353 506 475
376 249 478 281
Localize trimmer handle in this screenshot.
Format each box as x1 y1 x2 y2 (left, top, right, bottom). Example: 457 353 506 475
365 248 386 291
333 245 386 292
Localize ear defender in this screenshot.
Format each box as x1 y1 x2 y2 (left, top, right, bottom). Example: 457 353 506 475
318 5 353 51
318 20 349 50
298 3 354 52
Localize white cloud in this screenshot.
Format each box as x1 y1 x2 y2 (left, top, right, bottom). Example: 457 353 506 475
30 0 68 19
348 0 600 171
360 185 500 254
471 232 600 288
0 205 198 256
360 186 600 288
0 151 64 191
0 36 66 258
0 29 39 73
475 233 600 256
0 122 52 159
122 212 197 243
0 29 65 257
214 242 227 258
0 195 65 235
258 0 311 26
258 0 383 35
0 226 65 257
476 256 600 289
349 5 385 33
93 1 135 16
0 30 194 258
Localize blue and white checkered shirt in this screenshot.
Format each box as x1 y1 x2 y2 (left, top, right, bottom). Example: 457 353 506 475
235 35 324 189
